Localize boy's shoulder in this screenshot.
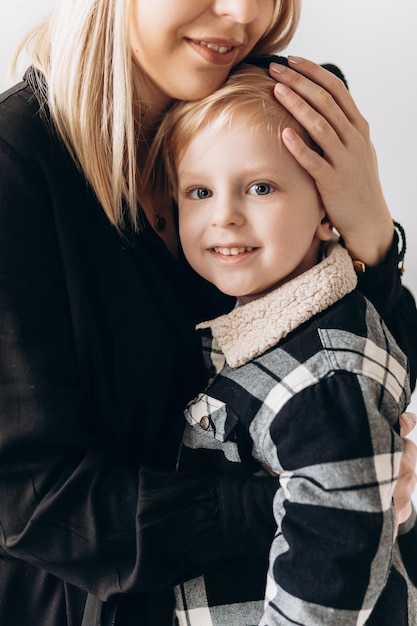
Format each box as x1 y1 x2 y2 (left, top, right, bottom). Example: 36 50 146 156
287 288 387 345
273 289 409 394
311 289 403 357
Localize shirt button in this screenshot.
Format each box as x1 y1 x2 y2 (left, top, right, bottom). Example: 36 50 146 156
200 415 210 430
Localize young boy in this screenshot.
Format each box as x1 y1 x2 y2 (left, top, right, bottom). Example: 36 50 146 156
152 61 417 625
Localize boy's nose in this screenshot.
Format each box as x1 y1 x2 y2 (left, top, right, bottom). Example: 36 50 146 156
211 198 245 227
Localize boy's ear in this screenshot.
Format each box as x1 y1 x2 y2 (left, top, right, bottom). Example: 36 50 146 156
315 212 334 241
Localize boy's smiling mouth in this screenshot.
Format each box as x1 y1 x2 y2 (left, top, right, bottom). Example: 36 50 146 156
212 246 255 256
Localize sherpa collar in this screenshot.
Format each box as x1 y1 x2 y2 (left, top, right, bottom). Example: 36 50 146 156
197 243 358 368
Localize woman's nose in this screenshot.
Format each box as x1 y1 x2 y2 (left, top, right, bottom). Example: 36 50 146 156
211 0 260 24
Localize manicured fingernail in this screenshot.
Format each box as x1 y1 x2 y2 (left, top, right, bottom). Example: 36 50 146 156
274 83 290 97
270 62 287 75
288 55 305 64
282 128 296 141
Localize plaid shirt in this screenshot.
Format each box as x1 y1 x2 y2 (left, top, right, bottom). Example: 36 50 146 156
175 245 417 625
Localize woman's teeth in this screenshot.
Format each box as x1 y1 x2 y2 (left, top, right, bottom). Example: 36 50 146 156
196 41 233 54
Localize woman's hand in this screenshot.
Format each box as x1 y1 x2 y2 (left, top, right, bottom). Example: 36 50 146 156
394 412 417 535
270 56 394 266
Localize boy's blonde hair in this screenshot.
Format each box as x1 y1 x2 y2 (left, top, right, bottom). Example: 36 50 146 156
151 63 314 198
14 0 301 230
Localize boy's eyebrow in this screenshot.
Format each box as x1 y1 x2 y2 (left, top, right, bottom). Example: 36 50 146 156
177 159 279 177
178 164 279 180
176 170 205 182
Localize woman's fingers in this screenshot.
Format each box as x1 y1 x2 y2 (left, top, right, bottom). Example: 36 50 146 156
400 412 417 438
280 126 331 179
273 84 342 167
394 437 417 534
275 56 361 120
270 59 367 161
270 56 365 132
393 413 417 537
269 56 394 264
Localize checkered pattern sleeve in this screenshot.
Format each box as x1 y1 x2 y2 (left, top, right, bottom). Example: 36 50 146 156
258 336 408 624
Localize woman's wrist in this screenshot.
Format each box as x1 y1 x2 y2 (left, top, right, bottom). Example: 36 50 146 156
341 212 395 267
346 222 405 319
341 220 405 276
353 221 406 277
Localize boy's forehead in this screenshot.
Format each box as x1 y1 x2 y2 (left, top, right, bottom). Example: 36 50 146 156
178 113 283 162
177 123 291 178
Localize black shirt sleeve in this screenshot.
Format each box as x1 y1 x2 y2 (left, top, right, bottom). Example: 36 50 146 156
355 227 417 390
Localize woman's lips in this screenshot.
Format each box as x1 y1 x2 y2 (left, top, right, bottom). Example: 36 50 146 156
187 38 241 66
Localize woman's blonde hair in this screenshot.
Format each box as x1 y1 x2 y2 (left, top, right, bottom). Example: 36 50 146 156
150 63 313 200
14 0 301 230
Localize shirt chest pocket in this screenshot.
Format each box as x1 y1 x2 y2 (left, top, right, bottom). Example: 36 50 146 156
184 393 236 441
183 393 262 473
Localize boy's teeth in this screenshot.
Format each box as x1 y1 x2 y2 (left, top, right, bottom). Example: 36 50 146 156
214 247 253 256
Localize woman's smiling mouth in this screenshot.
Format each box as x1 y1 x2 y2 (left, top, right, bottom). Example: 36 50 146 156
194 41 235 54
187 38 242 65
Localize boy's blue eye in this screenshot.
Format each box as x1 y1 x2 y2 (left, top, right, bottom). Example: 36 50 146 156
190 187 213 200
248 183 273 196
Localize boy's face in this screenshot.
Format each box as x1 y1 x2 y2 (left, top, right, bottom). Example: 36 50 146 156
177 120 332 305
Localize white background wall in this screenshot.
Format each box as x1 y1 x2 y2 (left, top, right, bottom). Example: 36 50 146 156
1 1 416 499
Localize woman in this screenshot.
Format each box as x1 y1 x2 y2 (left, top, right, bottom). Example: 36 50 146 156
0 1 415 624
